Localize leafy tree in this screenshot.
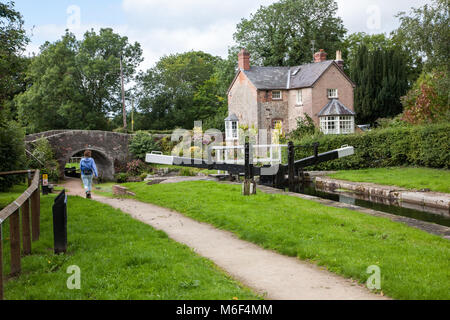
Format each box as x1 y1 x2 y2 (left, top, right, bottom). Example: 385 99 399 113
16 28 143 133
0 1 29 121
392 0 449 71
350 44 410 125
233 0 346 66
402 69 450 124
136 51 224 130
0 1 28 190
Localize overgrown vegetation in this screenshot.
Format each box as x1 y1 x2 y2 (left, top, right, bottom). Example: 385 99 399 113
28 138 60 182
2 194 258 300
292 123 450 170
119 181 450 300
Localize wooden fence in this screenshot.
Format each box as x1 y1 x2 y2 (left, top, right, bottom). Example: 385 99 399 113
0 169 41 300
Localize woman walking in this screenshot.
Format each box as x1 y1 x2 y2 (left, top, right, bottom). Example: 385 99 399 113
80 150 98 199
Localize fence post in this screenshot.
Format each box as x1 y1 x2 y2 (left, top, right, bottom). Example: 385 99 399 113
31 188 40 241
21 199 32 255
9 209 21 276
0 224 3 300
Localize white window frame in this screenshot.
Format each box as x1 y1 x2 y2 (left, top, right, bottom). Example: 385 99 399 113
327 89 338 99
320 116 354 135
272 90 282 100
296 90 303 105
225 120 239 140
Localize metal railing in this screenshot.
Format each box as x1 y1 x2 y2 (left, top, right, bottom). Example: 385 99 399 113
212 144 288 166
0 169 41 300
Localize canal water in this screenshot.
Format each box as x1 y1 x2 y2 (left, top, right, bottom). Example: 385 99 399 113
290 183 450 227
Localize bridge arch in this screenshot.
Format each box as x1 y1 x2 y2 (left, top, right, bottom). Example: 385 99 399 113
65 148 114 181
26 130 131 181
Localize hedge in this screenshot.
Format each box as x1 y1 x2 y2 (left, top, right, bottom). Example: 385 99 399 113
292 123 450 170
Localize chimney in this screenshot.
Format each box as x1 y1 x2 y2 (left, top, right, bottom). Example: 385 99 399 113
314 49 327 63
335 50 344 70
238 48 250 71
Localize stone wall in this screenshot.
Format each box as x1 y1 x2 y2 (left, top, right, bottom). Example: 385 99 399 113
27 130 132 181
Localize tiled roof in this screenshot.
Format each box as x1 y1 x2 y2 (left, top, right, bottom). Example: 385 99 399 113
317 99 356 117
242 60 336 90
225 113 239 121
243 66 290 90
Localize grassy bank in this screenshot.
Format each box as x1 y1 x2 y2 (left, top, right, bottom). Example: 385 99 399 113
0 183 27 209
2 194 258 300
328 167 450 193
113 181 450 300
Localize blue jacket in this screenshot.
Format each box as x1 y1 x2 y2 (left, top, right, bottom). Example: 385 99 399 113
80 157 98 177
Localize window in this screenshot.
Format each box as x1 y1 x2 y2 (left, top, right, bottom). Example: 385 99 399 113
225 121 239 140
320 116 354 135
339 116 354 134
296 90 303 105
272 90 282 100
327 89 338 99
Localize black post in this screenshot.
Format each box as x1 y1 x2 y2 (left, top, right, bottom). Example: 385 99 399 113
288 141 295 192
52 189 68 254
313 142 319 158
245 142 250 180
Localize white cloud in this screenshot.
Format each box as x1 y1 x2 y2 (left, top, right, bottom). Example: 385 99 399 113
25 0 434 71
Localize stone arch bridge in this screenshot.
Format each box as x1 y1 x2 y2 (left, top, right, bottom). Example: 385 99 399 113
26 130 132 181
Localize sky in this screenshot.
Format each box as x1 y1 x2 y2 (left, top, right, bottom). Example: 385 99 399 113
15 0 432 71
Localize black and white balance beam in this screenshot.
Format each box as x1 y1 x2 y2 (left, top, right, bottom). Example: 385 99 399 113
145 146 355 176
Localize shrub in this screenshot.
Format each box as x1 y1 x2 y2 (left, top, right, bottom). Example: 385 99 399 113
0 121 27 191
288 114 318 140
292 123 450 170
159 135 177 155
28 138 60 181
115 172 129 183
126 159 148 176
129 131 161 160
180 168 196 177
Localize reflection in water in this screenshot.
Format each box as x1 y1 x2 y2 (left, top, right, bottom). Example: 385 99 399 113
292 183 450 227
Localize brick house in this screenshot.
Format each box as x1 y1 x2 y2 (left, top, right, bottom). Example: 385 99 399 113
226 49 356 141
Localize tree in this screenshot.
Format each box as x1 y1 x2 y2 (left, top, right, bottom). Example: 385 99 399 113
392 0 449 71
0 1 28 190
16 28 143 133
0 0 29 121
350 44 410 125
136 51 224 130
233 0 346 66
402 69 450 124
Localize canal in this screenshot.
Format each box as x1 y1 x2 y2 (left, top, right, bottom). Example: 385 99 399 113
291 182 450 227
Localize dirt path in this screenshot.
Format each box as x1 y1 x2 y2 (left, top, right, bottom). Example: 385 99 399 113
62 178 386 300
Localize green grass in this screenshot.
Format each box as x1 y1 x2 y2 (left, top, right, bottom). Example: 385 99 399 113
65 163 80 170
328 167 450 193
0 183 27 210
118 181 450 300
2 194 259 300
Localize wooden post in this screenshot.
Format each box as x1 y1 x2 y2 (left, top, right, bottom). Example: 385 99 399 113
21 199 31 255
31 189 40 241
0 224 4 300
9 210 21 276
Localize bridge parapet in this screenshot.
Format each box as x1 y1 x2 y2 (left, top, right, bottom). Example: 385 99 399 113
25 130 132 181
